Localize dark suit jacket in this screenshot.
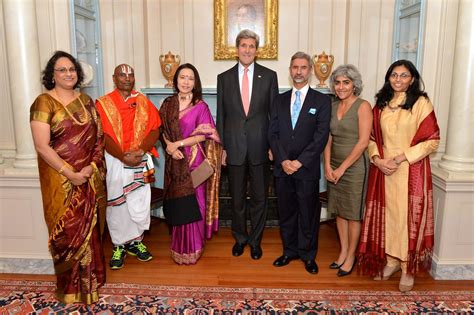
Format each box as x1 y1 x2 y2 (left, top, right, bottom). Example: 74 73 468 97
217 63 278 165
269 87 331 180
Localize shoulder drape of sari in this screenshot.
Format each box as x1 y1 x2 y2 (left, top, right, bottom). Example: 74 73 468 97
160 96 199 225
358 104 440 276
160 96 222 227
357 106 387 276
30 93 106 304
406 110 439 274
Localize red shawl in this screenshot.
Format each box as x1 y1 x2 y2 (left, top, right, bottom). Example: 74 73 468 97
358 106 440 276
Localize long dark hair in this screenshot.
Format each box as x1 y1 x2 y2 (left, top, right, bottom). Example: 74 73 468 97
375 59 428 110
42 51 84 90
173 63 203 105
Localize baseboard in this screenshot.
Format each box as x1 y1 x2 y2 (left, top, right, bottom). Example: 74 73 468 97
0 257 54 275
430 260 474 280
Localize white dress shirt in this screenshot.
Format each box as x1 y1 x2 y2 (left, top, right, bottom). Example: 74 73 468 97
290 84 309 115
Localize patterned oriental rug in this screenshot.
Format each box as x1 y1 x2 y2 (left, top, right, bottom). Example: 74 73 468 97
0 280 473 314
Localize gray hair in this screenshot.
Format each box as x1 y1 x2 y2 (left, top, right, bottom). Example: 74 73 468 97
290 51 312 67
236 29 260 49
329 64 364 96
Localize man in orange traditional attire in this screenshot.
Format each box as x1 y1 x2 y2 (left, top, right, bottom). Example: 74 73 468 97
97 64 161 269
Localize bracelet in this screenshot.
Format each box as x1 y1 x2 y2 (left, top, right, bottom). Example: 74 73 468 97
58 163 67 174
180 141 184 147
393 158 401 165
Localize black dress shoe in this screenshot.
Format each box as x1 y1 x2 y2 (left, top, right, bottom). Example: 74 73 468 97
337 259 356 277
329 261 344 269
273 255 298 267
304 260 319 274
250 245 262 260
232 242 246 256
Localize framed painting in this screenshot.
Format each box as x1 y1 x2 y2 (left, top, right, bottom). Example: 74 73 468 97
214 0 278 60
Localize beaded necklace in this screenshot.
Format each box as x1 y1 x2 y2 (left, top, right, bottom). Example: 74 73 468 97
52 89 90 125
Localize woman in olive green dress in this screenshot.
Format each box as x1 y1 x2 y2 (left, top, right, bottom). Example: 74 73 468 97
324 64 373 277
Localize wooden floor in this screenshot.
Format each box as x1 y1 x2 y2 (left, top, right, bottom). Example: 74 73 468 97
3 218 473 292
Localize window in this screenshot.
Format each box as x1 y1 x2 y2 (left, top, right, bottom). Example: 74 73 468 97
71 0 104 100
392 0 426 69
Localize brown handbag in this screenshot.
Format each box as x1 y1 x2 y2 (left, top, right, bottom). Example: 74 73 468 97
191 143 214 188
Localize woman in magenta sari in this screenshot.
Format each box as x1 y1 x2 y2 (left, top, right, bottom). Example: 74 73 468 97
30 51 106 304
160 63 222 265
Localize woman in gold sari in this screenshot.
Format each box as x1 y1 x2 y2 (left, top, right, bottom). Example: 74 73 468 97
30 51 106 304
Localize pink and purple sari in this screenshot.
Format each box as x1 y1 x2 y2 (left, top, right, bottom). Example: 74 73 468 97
160 96 222 264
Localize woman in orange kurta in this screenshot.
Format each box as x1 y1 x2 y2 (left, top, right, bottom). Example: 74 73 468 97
30 51 106 304
358 60 440 292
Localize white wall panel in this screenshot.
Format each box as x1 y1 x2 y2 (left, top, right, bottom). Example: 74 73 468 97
422 0 458 155
35 0 72 66
0 179 49 259
0 0 16 155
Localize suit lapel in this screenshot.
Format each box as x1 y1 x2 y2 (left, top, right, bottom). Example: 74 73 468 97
282 90 293 131
248 63 262 116
231 64 246 117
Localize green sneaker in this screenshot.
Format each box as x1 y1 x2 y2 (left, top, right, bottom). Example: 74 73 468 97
126 241 153 262
110 245 126 270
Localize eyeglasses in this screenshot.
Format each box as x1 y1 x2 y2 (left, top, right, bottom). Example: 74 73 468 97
54 67 77 74
390 72 411 80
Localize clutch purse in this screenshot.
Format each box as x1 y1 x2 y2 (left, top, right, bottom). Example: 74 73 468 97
190 143 214 188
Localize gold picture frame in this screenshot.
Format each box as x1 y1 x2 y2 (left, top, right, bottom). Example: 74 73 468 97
214 0 278 60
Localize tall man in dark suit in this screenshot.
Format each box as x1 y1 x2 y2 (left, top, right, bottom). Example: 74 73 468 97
269 52 330 274
217 29 279 260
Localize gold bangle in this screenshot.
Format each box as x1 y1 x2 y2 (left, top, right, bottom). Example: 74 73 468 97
58 163 67 174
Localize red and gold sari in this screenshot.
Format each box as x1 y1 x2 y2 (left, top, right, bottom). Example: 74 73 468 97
30 93 106 304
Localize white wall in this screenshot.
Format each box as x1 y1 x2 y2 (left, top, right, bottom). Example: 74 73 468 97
0 0 16 158
99 0 395 102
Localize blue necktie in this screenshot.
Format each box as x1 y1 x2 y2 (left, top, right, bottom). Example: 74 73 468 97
291 90 302 129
